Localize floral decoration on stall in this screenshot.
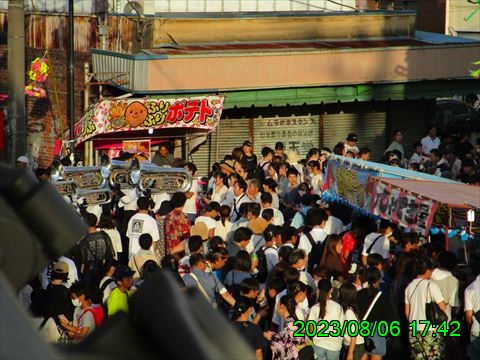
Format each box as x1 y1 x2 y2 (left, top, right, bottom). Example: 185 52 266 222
24 56 49 98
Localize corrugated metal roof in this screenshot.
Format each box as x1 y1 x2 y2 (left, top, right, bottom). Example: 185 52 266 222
142 38 433 57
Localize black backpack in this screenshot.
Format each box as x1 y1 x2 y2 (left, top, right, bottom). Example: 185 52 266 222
305 232 326 275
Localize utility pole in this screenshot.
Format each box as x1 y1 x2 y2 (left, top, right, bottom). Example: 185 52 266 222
7 0 26 164
67 0 74 153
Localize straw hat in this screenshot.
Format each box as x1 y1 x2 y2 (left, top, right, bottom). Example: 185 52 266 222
248 217 268 235
190 222 209 240
219 159 235 175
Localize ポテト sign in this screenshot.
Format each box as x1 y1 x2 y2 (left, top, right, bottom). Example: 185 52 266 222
74 96 224 145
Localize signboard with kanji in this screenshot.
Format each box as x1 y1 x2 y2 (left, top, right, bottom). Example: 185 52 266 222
74 95 224 145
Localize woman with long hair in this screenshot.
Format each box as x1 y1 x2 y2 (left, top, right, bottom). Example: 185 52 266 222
308 278 345 359
320 234 346 282
339 283 364 360
204 171 228 205
264 295 307 360
263 177 280 209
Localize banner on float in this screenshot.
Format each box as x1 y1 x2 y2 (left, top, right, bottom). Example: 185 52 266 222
323 158 375 210
73 95 224 145
365 179 437 235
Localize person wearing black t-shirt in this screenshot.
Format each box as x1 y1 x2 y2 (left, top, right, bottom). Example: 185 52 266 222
232 297 266 360
241 141 258 173
357 267 399 359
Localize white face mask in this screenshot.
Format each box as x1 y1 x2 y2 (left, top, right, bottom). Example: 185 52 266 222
298 190 306 197
71 298 82 307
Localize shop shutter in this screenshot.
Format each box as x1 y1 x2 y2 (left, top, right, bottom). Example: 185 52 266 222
252 115 320 159
323 111 387 162
189 118 250 177
387 100 430 161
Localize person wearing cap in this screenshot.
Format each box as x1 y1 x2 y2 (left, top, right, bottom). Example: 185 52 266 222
16 155 29 168
45 261 75 323
107 264 135 316
241 140 257 173
40 256 79 290
343 133 359 156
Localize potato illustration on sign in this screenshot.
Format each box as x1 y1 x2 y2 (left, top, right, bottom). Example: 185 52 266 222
125 101 148 127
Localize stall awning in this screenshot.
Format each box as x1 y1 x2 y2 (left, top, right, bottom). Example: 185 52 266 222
73 95 224 145
369 177 480 209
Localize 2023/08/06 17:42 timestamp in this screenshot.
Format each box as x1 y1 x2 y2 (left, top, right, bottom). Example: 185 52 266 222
409 320 461 337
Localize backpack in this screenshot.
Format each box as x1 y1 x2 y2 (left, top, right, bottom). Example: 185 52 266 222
255 247 269 283
83 306 105 327
305 232 326 275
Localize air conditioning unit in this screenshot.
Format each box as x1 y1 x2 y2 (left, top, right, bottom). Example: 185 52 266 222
106 0 156 15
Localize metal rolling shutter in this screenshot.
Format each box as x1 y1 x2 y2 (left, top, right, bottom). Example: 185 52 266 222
189 118 250 177
323 111 387 162
387 100 430 161
252 115 320 159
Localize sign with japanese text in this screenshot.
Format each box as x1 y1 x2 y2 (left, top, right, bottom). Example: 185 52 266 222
74 96 224 145
252 115 319 157
366 179 437 235
323 157 374 209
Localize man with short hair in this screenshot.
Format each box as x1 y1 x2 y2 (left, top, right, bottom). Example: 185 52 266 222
182 253 236 309
178 235 204 278
297 208 328 254
152 143 174 167
260 192 284 226
246 178 262 203
361 219 394 266
231 179 248 222
358 147 371 161
107 265 135 316
127 197 160 259
421 125 441 157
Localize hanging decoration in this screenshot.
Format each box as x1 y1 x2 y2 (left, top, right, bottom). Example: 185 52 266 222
24 56 49 98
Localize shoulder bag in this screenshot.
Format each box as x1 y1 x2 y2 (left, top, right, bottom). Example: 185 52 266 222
425 281 447 326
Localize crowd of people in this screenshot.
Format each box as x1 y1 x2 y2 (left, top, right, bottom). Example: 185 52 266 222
15 127 480 360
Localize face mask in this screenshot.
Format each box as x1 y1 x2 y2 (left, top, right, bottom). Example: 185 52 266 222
71 298 81 307
298 191 306 197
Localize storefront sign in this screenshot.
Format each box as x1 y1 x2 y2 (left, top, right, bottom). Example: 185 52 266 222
74 96 224 145
253 115 319 156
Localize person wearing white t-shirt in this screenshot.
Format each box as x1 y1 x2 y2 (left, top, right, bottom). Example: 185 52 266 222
127 197 160 258
361 220 394 266
421 125 441 157
260 192 284 226
308 279 345 359
343 133 360 156
195 202 220 239
307 160 324 196
182 162 199 223
405 257 447 360
465 274 480 340
431 251 460 321
297 208 329 255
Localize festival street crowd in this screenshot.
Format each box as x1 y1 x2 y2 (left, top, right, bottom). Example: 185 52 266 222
16 125 480 360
